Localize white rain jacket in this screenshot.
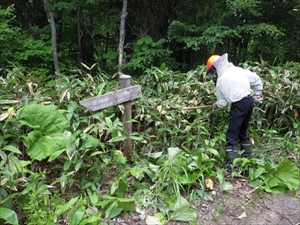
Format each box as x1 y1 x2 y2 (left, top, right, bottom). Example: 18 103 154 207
212 53 263 108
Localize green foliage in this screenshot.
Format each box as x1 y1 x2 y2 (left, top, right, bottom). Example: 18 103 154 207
242 159 300 196
15 104 71 161
249 61 300 137
0 61 300 224
96 196 136 219
0 6 52 75
226 0 261 17
123 36 175 75
168 195 197 223
168 21 204 50
260 160 299 196
1 0 300 76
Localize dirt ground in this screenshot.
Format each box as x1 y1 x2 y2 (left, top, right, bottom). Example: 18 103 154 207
115 177 300 225
195 178 300 225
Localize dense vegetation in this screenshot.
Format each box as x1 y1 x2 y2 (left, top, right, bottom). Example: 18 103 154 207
0 1 299 224
0 61 299 224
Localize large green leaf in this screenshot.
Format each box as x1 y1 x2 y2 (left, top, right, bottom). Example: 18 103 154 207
0 207 18 225
275 160 300 196
260 174 287 194
260 160 300 195
16 104 70 134
16 104 70 161
169 196 197 222
25 130 70 161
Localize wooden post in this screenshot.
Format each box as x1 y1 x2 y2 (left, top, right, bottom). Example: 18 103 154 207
120 75 132 159
79 75 141 161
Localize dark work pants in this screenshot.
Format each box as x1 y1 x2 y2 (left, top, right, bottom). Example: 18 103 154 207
226 96 254 147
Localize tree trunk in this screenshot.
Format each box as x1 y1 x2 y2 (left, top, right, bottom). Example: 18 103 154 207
43 0 60 74
118 0 128 73
77 6 84 63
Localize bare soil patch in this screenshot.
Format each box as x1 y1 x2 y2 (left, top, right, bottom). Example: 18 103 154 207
115 178 300 225
195 178 300 225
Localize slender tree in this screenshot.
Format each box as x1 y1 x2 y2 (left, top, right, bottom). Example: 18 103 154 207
118 0 128 73
43 0 60 74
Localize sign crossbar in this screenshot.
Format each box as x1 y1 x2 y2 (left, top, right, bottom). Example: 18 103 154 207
79 85 142 111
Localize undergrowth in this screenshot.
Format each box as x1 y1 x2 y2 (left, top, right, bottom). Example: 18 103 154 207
0 61 299 224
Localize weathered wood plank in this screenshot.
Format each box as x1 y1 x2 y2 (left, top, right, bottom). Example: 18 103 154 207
79 85 142 111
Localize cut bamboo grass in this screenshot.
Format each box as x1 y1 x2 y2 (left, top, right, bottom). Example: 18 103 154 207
182 105 213 110
164 104 213 111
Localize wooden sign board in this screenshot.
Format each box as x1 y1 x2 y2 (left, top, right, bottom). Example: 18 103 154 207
79 85 142 111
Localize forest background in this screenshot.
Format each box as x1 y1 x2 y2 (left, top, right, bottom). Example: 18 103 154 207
0 1 300 225
1 0 300 75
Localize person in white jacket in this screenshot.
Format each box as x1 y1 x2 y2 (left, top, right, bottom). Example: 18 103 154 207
206 53 263 172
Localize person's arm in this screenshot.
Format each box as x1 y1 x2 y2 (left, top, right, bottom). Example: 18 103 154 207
213 84 228 108
246 70 263 96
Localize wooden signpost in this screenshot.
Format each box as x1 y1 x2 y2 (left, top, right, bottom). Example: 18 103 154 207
79 75 142 159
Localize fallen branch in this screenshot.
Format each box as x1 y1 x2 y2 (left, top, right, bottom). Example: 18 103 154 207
246 186 260 199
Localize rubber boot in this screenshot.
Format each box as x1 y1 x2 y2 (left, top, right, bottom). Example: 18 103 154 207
240 141 252 157
224 146 239 173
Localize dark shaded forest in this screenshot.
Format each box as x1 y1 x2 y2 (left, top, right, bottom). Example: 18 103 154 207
0 0 299 76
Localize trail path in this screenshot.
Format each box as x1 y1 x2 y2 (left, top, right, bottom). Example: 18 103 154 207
196 179 300 225
115 178 300 225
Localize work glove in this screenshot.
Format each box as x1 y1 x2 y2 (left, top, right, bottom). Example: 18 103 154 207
253 94 263 103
